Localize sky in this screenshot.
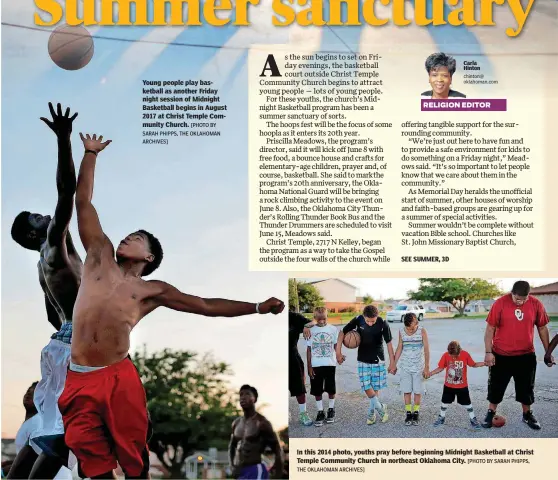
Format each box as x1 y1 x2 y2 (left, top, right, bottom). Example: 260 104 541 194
1 0 556 439
297 278 558 301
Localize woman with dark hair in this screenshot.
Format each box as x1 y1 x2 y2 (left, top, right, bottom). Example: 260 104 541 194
421 52 466 99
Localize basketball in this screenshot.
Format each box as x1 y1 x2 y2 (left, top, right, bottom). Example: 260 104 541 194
343 331 361 349
48 24 94 71
492 415 506 427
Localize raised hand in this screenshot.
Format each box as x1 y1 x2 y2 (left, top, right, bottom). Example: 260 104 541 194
79 133 112 154
257 298 285 315
40 102 78 138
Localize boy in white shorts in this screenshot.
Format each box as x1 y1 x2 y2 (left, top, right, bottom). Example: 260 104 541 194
9 103 82 478
394 313 430 426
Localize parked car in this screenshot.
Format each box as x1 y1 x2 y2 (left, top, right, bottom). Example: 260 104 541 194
386 305 425 322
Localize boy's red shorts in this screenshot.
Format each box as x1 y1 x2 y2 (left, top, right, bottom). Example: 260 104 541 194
58 357 149 478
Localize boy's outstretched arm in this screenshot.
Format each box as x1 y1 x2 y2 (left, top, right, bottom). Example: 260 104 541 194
41 103 78 250
429 367 444 376
75 133 112 253
473 362 486 367
147 280 284 317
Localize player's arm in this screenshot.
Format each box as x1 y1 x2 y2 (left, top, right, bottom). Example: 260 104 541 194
383 322 396 372
260 419 284 479
394 331 403 364
41 103 78 250
484 324 497 365
484 301 500 366
75 134 112 253
337 316 358 355
45 295 62 331
422 328 430 376
147 281 284 317
544 334 558 366
429 354 446 377
228 420 239 473
290 312 314 339
537 324 551 351
306 344 314 378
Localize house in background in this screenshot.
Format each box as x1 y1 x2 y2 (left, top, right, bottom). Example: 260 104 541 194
422 301 456 313
465 299 496 313
182 448 228 479
309 279 364 313
531 282 558 314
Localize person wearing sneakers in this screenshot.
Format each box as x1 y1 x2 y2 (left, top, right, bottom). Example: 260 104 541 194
482 281 552 430
289 310 314 426
306 307 342 426
429 341 485 430
336 305 396 425
394 313 430 426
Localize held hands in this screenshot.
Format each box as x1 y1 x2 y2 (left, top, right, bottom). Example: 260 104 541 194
79 133 112 154
484 352 496 367
257 298 285 315
544 354 555 367
423 367 430 379
336 352 345 365
388 364 397 375
40 102 78 138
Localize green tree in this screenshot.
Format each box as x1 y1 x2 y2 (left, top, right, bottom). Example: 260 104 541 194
132 348 241 478
288 279 299 312
297 282 324 312
408 278 502 315
362 294 374 305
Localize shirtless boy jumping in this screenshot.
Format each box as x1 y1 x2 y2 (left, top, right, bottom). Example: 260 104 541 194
58 134 285 479
9 103 82 479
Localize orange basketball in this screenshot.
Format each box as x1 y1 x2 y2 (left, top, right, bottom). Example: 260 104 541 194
492 415 506 427
343 331 361 349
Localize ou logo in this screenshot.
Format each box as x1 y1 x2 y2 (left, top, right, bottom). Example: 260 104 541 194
515 309 524 321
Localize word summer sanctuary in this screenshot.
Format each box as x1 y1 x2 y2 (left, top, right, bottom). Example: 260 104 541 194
34 0 534 36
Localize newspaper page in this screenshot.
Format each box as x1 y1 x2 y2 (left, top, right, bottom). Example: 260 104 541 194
1 1 557 480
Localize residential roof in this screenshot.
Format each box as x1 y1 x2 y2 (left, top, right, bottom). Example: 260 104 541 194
184 450 229 463
308 278 357 289
531 282 558 295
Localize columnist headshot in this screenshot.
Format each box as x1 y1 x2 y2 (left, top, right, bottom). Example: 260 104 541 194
421 53 466 99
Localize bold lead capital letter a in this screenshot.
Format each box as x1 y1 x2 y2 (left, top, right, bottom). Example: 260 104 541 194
260 55 282 77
